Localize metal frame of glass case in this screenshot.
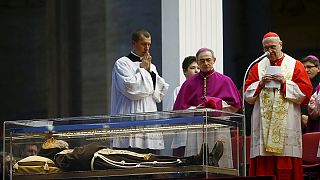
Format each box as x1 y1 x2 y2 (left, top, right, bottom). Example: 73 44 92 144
3 109 245 179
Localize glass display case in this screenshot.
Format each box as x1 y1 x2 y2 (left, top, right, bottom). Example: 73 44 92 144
2 109 245 179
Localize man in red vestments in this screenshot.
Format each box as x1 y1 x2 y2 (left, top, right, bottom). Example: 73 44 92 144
244 32 313 180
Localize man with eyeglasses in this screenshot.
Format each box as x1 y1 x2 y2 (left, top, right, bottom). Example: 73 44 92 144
173 48 242 168
300 55 320 89
173 48 242 113
300 55 320 133
244 32 312 180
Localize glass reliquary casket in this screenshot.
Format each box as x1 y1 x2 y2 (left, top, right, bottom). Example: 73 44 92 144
3 109 246 179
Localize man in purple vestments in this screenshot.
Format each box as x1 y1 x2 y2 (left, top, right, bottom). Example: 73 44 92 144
172 48 242 168
173 48 241 112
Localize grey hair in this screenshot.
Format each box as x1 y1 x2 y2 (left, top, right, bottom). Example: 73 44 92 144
196 48 215 60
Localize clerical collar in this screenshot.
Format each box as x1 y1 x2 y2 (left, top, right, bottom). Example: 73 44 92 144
270 53 285 66
199 69 215 78
127 51 142 62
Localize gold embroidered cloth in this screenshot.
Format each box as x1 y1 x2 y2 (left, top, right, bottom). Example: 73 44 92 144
260 88 289 153
258 57 295 153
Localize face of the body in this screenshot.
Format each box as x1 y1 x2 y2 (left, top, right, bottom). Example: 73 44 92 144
197 51 216 72
303 61 320 79
24 144 38 157
184 61 200 79
262 37 283 62
132 35 151 57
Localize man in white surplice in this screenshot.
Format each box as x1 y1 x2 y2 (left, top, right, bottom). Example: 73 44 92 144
111 29 169 151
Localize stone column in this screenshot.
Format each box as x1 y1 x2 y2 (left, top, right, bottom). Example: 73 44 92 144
161 0 224 110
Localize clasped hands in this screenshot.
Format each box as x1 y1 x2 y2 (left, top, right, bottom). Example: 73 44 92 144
140 52 152 72
259 73 285 88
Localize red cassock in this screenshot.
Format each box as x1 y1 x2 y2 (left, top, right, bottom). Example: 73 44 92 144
245 55 312 180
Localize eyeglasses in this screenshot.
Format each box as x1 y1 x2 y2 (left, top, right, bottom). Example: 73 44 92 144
263 45 277 52
304 65 317 69
197 58 214 64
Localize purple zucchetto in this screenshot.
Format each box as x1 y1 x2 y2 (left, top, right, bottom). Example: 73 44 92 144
306 55 319 62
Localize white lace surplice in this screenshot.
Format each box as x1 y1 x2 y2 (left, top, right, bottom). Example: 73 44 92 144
111 56 169 150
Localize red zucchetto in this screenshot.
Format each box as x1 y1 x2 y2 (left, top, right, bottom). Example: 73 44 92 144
263 32 279 39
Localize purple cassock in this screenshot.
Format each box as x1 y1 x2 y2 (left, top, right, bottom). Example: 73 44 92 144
173 70 242 111
306 118 320 133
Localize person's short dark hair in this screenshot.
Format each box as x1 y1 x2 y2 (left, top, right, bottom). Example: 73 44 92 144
300 55 320 66
182 56 197 70
196 48 215 60
132 28 151 42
